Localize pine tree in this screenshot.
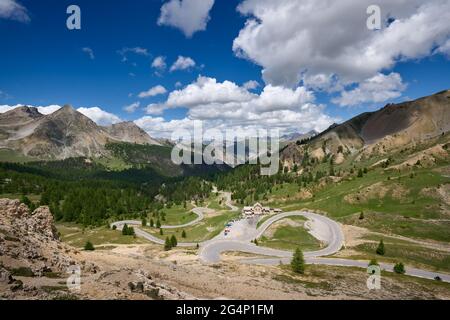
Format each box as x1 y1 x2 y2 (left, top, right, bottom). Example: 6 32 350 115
142 218 147 227
291 248 305 274
156 220 161 228
159 228 163 235
20 195 33 210
394 262 405 274
376 240 385 256
357 169 364 178
121 224 135 236
164 237 172 251
150 219 154 228
170 235 178 248
181 230 187 238
84 241 95 251
122 224 129 235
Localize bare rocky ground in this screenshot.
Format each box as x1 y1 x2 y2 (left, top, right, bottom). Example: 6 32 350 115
80 245 450 300
1 199 450 300
0 199 192 300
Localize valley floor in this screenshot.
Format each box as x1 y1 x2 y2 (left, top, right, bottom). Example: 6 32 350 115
45 205 450 300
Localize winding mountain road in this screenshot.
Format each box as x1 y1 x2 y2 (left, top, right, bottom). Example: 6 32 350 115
111 208 208 247
198 211 344 263
111 193 450 284
240 257 450 283
219 191 239 212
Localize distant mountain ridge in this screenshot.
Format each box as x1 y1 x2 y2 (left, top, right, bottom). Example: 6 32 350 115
104 121 162 146
1 90 449 173
0 105 162 160
281 89 450 167
281 130 318 143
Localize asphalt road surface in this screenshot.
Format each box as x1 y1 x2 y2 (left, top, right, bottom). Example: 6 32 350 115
198 211 344 263
112 198 450 284
240 257 450 283
111 207 205 230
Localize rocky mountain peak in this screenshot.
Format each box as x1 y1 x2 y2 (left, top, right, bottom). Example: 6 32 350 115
280 89 450 167
52 104 79 117
61 104 75 111
15 106 43 117
0 106 43 122
104 121 162 145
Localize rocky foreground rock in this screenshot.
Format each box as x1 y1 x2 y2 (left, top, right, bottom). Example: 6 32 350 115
0 199 79 274
0 199 83 298
0 199 195 300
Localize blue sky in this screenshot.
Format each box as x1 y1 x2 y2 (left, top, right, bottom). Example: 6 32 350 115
1 0 450 137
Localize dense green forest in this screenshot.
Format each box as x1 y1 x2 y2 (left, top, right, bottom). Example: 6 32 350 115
0 159 213 226
214 156 338 205
105 142 228 177
1 143 343 226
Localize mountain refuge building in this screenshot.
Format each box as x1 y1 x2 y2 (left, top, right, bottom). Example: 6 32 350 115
242 203 282 218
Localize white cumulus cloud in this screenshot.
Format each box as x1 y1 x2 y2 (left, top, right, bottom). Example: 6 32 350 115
332 73 407 107
77 107 122 126
0 0 30 23
135 75 335 137
163 76 253 108
135 116 196 138
170 56 196 72
151 56 167 70
138 85 167 99
117 47 149 63
0 104 20 113
436 39 450 58
243 80 260 90
158 0 215 38
38 105 62 115
123 102 140 114
233 0 450 88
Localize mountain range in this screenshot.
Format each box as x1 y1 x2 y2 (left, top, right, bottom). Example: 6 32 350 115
281 130 318 143
0 90 449 171
280 89 450 167
0 105 162 160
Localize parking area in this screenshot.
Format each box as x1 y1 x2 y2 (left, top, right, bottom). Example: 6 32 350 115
216 217 260 241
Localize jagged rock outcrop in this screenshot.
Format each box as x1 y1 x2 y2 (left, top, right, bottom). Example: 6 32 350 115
96 268 196 300
0 199 195 300
0 199 79 276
